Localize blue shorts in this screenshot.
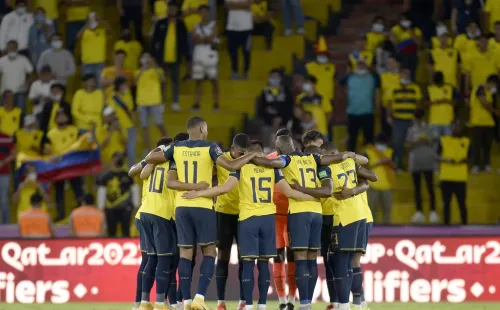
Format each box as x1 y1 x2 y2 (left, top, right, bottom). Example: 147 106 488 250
364 222 373 249
288 212 322 250
175 207 216 248
140 212 176 256
238 214 276 258
330 219 367 253
321 215 333 257
135 217 146 252
217 212 239 249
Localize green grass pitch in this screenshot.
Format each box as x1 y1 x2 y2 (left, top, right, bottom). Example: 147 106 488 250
4 301 500 310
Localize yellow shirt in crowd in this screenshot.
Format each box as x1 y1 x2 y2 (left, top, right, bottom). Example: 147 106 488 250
0 107 22 137
114 40 143 71
95 124 127 164
136 68 165 106
485 0 500 33
154 0 168 18
108 92 134 129
306 60 336 102
17 182 48 217
453 34 478 60
380 71 400 108
365 31 386 52
429 47 460 87
164 21 177 63
81 27 107 64
182 0 207 32
14 129 44 153
72 89 104 130
463 50 498 88
101 66 134 99
46 125 80 155
35 0 59 20
66 0 90 21
470 85 495 127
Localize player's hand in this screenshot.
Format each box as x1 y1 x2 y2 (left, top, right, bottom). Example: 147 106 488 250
194 181 210 190
341 152 355 160
332 187 354 200
289 180 301 190
182 191 200 199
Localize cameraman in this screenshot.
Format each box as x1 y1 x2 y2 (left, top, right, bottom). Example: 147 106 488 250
95 106 128 169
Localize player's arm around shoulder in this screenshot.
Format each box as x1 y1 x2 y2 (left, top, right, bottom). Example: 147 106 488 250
216 149 258 171
166 162 210 191
276 179 318 201
356 163 378 182
319 152 369 166
145 144 171 164
289 166 334 198
252 154 287 169
182 174 239 200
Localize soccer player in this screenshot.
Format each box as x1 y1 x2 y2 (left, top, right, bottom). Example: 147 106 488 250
252 135 367 309
301 130 325 148
181 140 317 310
145 116 258 310
214 133 251 310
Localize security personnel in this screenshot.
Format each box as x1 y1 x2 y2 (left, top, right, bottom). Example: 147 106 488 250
69 194 106 237
18 192 53 239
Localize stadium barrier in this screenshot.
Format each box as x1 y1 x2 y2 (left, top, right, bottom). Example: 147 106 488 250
1 228 499 304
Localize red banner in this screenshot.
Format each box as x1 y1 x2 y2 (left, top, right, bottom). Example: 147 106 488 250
0 237 499 304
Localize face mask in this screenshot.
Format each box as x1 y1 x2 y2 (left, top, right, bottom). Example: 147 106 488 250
400 20 411 28
27 173 37 182
490 87 497 94
140 57 148 66
51 40 62 49
356 69 368 75
35 14 45 22
467 30 480 38
269 77 281 87
317 55 329 64
436 25 448 37
372 23 384 32
400 78 411 85
16 7 26 15
375 144 387 152
51 94 62 101
8 52 17 59
302 83 313 93
89 21 98 29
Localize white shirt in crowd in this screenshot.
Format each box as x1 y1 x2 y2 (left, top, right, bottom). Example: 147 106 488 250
193 21 218 59
0 54 33 93
226 0 253 31
28 79 54 115
0 10 34 51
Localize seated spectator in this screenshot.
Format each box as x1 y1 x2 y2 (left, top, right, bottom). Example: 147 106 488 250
252 0 275 51
28 65 54 119
69 193 105 238
0 130 14 224
484 0 500 34
469 74 499 174
387 67 422 170
391 12 422 80
118 0 145 43
430 22 453 49
0 90 23 137
340 60 380 152
72 74 104 130
63 0 90 52
0 0 33 57
151 1 189 111
429 31 460 88
18 192 53 238
438 121 470 225
380 54 400 136
37 33 76 86
114 28 143 72
464 35 496 92
13 165 50 216
366 15 387 53
28 7 55 66
225 0 253 79
406 110 438 224
305 36 335 136
13 114 43 155
77 12 112 86
43 110 84 221
426 71 457 138
101 49 133 100
0 40 34 111
97 152 139 237
40 83 72 133
453 20 480 59
135 52 167 153
109 77 136 168
349 35 374 71
365 133 395 224
281 0 304 36
94 106 128 168
451 0 482 34
191 4 220 111
296 76 330 140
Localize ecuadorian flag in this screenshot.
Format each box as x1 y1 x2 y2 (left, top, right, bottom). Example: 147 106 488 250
16 132 101 182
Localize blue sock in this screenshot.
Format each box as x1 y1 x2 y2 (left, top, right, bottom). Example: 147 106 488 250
333 251 350 304
216 260 229 300
242 260 255 305
136 252 148 302
327 255 338 303
197 256 215 296
238 260 245 301
351 267 363 305
295 260 309 305
178 257 192 300
307 259 318 301
141 255 158 301
347 268 353 303
257 261 270 305
168 254 179 304
155 256 173 303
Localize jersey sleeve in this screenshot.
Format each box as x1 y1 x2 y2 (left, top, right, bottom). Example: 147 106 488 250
229 169 241 180
317 165 332 181
279 155 291 168
274 169 284 183
168 160 177 171
312 154 322 165
163 144 174 161
209 142 224 162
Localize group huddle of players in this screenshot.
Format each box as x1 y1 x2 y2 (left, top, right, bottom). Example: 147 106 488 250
128 116 377 310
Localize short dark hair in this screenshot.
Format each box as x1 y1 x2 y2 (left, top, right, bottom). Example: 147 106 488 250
276 128 291 137
414 109 425 120
114 76 127 91
30 192 43 206
7 40 18 47
186 116 206 129
433 71 444 84
15 0 26 6
305 75 317 84
487 74 500 84
51 33 62 39
82 74 95 82
232 133 251 149
80 193 95 205
156 137 173 147
198 4 209 10
249 140 264 151
467 20 478 27
174 132 189 142
302 130 324 146
304 145 322 155
115 49 127 56
50 83 65 92
321 142 338 153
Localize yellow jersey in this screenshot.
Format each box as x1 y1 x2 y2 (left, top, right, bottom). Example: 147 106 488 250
114 40 143 71
0 107 22 136
485 0 500 33
13 129 43 153
66 1 90 21
182 0 207 32
17 183 48 217
318 158 367 226
141 162 176 220
365 31 385 52
380 71 400 108
81 27 107 64
470 85 495 127
453 34 478 60
35 0 59 19
154 0 168 18
135 68 164 106
280 152 322 214
360 192 373 223
71 89 104 130
391 25 422 53
215 152 240 215
135 179 149 220
389 83 422 120
108 92 134 129
429 47 460 87
439 136 470 182
164 21 177 63
164 140 224 209
427 84 456 125
46 125 81 155
296 92 328 136
95 124 126 164
463 50 497 88
305 60 336 102
97 170 134 209
430 36 453 49
229 164 283 221
364 144 395 191
348 50 374 70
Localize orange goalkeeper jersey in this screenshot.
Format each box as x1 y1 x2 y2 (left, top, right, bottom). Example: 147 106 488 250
268 151 289 215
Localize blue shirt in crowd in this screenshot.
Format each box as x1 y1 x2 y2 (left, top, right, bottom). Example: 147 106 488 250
341 72 380 116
